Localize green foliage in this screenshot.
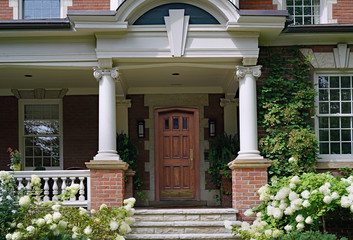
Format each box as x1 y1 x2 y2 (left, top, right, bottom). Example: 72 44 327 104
116 133 145 200
258 47 318 178
207 133 239 190
271 231 346 240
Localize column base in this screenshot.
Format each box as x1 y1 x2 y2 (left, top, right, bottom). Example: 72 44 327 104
93 151 120 161
85 160 129 170
228 157 271 222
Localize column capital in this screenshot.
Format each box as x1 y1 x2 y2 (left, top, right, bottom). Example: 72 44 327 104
220 98 239 107
93 67 119 81
236 65 262 79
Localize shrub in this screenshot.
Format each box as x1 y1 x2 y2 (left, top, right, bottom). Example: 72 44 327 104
271 230 346 240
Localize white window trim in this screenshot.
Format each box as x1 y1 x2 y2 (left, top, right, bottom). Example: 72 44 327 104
315 71 353 163
9 0 72 20
277 0 337 24
19 99 63 170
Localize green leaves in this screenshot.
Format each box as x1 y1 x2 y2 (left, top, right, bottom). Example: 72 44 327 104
258 47 318 178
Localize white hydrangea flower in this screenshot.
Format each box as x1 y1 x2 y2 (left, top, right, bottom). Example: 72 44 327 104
347 185 353 194
115 236 125 240
296 222 304 231
66 184 80 198
323 196 333 204
319 185 331 195
125 217 135 225
264 229 272 238
241 222 250 231
275 187 291 201
26 226 35 234
5 233 12 240
258 185 271 201
284 225 293 232
19 196 31 208
284 207 295 215
31 175 41 187
341 196 352 208
256 212 262 218
301 190 310 199
302 200 311 208
50 224 57 231
79 207 87 216
58 220 67 231
272 229 281 238
244 209 254 217
100 204 108 210
52 204 61 212
44 214 53 224
224 220 233 230
123 197 136 206
72 226 79 233
288 157 297 164
289 183 296 189
279 202 288 210
305 216 313 224
12 232 22 240
84 226 92 235
288 191 299 201
350 204 353 213
290 176 301 184
17 223 24 229
291 198 303 210
110 221 119 231
36 218 45 227
295 214 304 222
119 222 131 234
53 212 62 223
72 233 78 239
91 209 96 214
272 208 283 219
331 192 340 200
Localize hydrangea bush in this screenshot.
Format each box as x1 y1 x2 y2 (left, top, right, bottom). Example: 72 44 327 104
225 173 353 240
2 173 135 240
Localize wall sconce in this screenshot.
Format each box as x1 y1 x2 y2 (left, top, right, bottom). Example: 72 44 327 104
138 120 145 138
209 119 216 137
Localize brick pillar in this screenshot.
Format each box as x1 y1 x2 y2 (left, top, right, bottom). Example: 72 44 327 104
125 169 135 199
86 160 129 210
228 159 271 222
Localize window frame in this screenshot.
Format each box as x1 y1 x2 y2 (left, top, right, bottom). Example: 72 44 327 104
315 71 353 163
19 99 63 170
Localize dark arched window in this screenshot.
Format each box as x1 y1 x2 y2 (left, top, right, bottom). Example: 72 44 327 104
133 3 220 25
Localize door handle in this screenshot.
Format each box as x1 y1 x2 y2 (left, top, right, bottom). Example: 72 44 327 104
190 149 193 169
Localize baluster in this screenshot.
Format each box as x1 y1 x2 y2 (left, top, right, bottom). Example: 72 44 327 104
61 177 67 194
43 178 50 202
17 178 24 191
52 177 58 201
79 177 85 201
70 177 76 201
25 178 32 192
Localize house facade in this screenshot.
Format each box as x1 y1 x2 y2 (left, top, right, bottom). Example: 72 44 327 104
0 0 352 216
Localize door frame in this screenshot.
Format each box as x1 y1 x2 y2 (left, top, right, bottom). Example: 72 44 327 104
154 107 200 201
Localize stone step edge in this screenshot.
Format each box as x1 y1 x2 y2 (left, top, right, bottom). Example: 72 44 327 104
131 220 235 227
125 233 238 239
134 208 238 215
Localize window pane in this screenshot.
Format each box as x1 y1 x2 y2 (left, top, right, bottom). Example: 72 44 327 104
331 143 340 154
319 117 328 128
183 117 188 130
320 143 329 154
341 89 351 100
330 102 340 114
330 76 339 88
319 130 329 141
173 117 179 130
342 143 351 154
342 102 351 114
330 130 340 141
25 157 33 167
330 89 339 101
319 102 329 114
23 0 60 19
341 117 351 128
319 76 329 88
341 76 351 88
342 130 351 141
330 118 339 128
165 119 169 130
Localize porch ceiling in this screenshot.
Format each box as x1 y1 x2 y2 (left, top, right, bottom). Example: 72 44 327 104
0 62 238 96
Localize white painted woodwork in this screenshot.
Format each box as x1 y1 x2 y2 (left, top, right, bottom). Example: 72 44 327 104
236 66 263 160
93 68 120 160
12 170 91 209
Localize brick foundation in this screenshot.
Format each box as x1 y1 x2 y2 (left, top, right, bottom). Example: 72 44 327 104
231 167 268 221
90 169 125 209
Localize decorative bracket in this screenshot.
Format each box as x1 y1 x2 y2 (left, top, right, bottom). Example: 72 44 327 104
334 43 350 68
164 9 190 57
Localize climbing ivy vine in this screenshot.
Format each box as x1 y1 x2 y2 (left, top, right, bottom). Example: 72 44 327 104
258 47 318 179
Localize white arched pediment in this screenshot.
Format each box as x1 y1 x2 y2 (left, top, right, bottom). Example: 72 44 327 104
115 0 239 25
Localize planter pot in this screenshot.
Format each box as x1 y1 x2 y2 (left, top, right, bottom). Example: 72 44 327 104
13 163 22 171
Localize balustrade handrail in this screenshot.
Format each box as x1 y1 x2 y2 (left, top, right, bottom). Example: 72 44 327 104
12 170 90 178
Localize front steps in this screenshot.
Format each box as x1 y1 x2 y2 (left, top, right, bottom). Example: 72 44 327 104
125 208 239 240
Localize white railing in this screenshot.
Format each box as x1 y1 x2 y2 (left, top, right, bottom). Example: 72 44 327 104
12 170 91 209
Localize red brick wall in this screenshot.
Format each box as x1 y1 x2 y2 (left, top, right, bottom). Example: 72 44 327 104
127 94 150 190
0 96 18 170
0 0 13 20
333 0 353 24
239 0 276 10
63 95 98 169
68 0 110 11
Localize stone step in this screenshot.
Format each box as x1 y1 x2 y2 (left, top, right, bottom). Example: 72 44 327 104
125 208 239 240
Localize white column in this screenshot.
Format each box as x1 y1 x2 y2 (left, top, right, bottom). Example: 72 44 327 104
235 65 263 160
93 67 120 161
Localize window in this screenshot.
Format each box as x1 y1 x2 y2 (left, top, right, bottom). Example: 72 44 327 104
20 100 63 169
22 0 60 19
316 75 353 160
287 0 320 25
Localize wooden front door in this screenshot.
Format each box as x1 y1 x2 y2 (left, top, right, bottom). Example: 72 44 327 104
155 108 199 200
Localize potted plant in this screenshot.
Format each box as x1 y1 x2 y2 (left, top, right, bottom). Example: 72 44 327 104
207 133 239 206
7 147 22 171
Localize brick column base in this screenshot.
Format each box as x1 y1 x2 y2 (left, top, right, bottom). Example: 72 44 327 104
228 159 271 222
86 160 129 210
125 170 136 199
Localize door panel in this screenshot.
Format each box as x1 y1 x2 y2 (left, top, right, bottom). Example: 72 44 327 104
156 109 198 200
